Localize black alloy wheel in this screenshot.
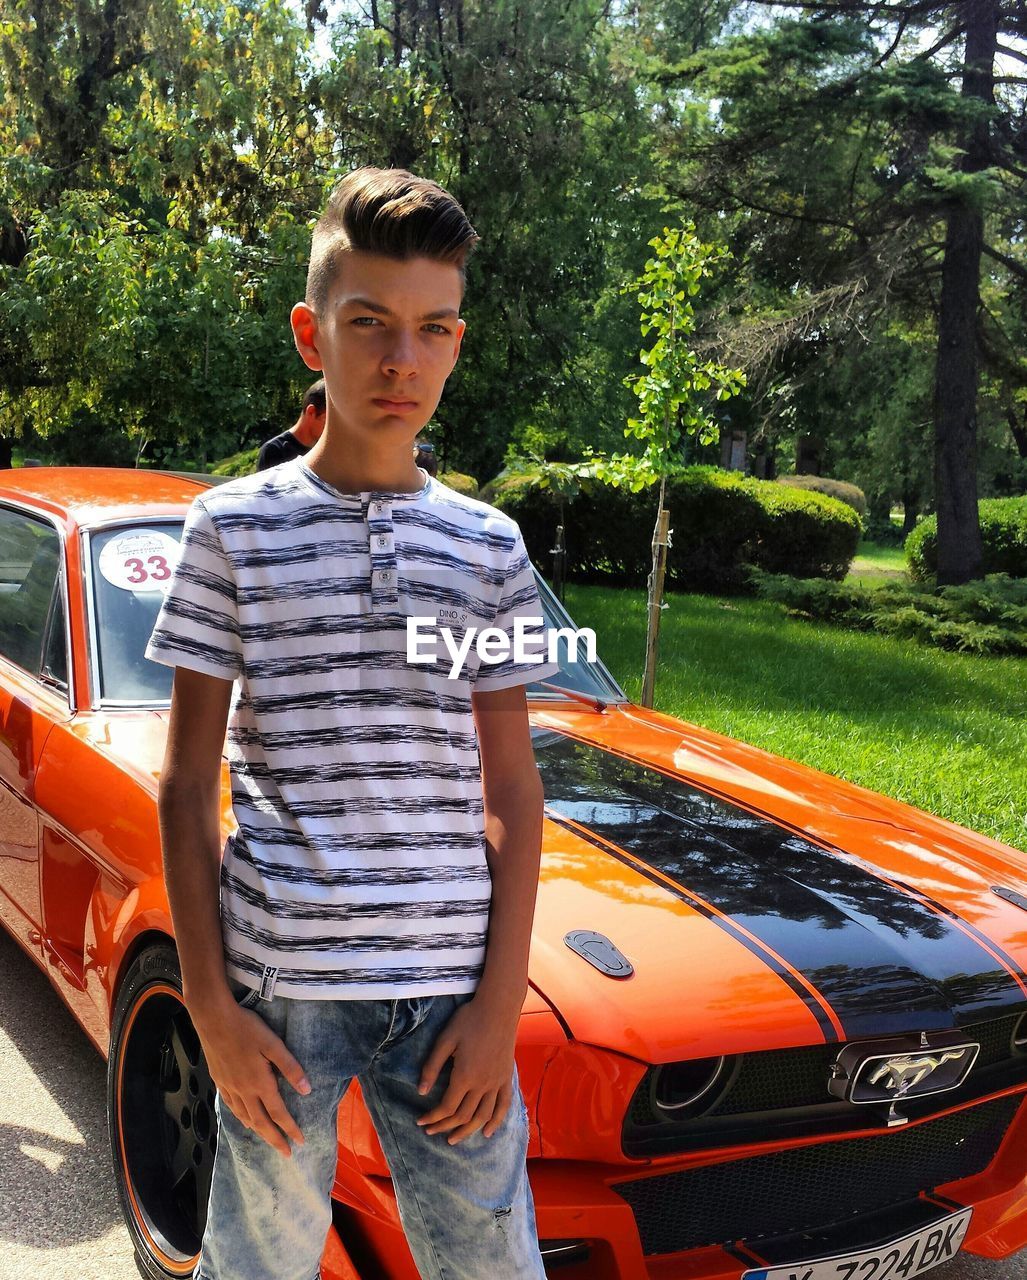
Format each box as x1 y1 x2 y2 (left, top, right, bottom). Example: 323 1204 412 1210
107 942 215 1279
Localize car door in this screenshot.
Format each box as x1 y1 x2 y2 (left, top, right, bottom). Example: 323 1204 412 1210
0 503 73 955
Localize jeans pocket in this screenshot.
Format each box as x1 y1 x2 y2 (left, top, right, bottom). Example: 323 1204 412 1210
228 977 263 1011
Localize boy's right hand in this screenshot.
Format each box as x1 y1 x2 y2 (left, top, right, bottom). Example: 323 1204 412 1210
192 999 312 1158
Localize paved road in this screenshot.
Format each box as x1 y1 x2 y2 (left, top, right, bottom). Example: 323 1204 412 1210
0 929 1021 1279
0 930 137 1280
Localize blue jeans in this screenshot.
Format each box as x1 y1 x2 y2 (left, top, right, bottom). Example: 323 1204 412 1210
194 984 547 1280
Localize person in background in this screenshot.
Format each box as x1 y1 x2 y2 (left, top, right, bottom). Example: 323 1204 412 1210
257 379 327 470
413 437 438 477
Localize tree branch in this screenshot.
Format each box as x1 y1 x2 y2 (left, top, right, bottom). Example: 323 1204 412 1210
981 241 1027 282
996 40 1027 63
912 22 966 64
873 10 910 67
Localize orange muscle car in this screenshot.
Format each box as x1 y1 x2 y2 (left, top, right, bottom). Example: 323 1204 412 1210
0 465 1025 1280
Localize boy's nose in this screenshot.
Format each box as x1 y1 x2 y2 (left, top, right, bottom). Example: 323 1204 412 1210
382 331 418 376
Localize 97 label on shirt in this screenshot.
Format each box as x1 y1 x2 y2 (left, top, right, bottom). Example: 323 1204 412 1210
98 530 181 593
742 1208 971 1280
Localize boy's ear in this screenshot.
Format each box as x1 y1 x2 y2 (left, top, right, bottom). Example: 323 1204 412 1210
290 302 324 372
451 318 466 368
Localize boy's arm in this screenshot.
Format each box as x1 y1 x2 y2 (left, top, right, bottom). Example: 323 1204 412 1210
415 682 543 1143
159 666 310 1157
472 683 543 1018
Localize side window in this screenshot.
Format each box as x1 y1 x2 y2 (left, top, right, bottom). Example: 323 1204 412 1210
41 577 69 689
0 507 62 674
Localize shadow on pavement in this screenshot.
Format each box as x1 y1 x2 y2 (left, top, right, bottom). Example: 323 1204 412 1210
0 928 126 1252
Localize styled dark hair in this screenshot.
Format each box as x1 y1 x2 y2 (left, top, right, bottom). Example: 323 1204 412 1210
306 167 479 314
302 378 326 415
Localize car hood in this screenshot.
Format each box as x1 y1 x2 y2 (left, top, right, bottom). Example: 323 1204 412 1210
528 705 1027 1064
88 704 1027 1065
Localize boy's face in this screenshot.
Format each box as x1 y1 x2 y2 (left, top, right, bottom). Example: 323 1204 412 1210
290 250 465 453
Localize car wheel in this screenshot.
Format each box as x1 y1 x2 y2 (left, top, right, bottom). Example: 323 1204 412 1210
108 941 216 1279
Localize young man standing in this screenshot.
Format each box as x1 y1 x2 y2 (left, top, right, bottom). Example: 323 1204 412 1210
256 378 327 470
146 168 559 1280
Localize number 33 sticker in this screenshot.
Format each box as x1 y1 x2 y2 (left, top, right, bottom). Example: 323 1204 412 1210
98 531 181 593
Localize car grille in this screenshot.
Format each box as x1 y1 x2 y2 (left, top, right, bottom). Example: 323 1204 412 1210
686 1043 840 1117
612 1094 1021 1256
625 1012 1027 1155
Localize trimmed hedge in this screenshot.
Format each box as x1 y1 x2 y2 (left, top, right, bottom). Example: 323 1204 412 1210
437 470 479 498
750 569 1027 656
778 474 867 520
906 497 1027 582
211 446 260 477
487 464 860 592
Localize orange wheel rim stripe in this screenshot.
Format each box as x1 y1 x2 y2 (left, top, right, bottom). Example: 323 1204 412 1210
115 982 200 1277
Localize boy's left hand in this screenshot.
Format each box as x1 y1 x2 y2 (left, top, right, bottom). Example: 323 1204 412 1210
415 993 520 1143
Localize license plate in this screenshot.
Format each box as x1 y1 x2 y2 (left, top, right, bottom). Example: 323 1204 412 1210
742 1207 973 1280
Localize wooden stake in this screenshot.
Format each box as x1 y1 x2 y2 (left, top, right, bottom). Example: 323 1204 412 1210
641 504 670 708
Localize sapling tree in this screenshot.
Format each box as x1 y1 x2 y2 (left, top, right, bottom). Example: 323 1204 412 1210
502 454 604 599
587 225 746 706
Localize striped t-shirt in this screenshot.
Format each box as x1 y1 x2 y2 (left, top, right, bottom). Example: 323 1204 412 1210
145 458 560 1000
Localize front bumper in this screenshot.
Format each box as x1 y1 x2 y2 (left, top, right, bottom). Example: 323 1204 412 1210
320 1087 1027 1280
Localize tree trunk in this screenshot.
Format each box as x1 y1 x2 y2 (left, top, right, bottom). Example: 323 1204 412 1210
641 483 670 709
932 0 997 585
1006 409 1027 461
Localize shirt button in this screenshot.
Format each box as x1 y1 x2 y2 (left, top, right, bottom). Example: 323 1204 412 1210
371 502 383 513
381 571 391 581
378 536 387 547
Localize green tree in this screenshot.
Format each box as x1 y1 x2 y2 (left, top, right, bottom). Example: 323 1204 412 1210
647 3 1027 583
0 0 327 457
590 224 745 705
316 0 669 481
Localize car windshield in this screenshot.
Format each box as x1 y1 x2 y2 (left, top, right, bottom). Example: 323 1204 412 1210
88 522 184 703
87 518 624 706
526 573 625 703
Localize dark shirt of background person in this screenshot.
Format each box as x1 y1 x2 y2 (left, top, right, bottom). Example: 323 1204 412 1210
257 379 327 471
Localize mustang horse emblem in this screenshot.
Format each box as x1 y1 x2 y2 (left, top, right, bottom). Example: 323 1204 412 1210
867 1050 966 1096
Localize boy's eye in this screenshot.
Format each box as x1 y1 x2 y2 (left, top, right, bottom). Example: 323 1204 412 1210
424 323 450 335
351 316 379 327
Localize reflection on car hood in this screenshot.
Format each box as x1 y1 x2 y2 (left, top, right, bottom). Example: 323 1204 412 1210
528 707 1027 1064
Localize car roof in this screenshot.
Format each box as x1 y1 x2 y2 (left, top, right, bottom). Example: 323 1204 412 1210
0 467 216 526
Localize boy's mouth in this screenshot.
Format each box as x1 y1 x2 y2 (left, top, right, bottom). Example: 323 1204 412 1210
373 398 419 412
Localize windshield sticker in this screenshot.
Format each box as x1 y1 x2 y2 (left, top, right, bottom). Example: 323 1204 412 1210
98 530 181 593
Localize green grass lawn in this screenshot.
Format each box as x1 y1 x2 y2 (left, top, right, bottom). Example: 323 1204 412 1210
845 538 908 588
563 582 1027 856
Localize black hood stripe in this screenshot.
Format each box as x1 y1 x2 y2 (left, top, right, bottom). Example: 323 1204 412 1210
536 734 1024 1040
575 735 1027 1002
592 738 1027 1002
546 809 843 1043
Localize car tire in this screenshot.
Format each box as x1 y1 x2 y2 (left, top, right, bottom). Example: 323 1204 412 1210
107 941 216 1280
